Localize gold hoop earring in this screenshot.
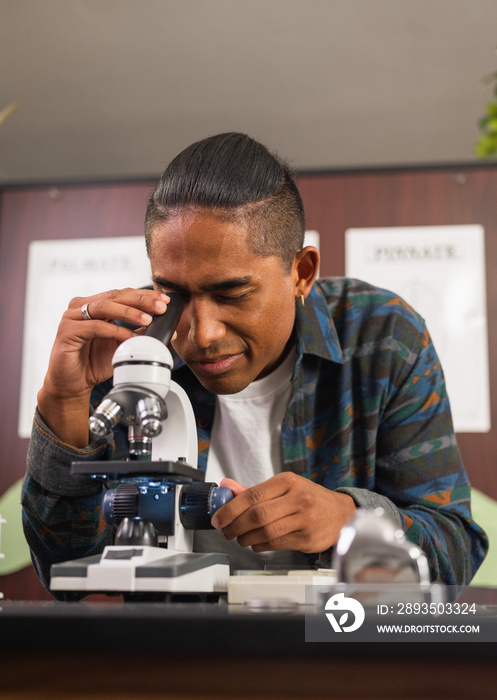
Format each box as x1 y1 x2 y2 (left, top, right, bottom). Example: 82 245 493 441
300 295 305 307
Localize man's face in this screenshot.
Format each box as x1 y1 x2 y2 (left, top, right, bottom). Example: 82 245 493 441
149 210 298 394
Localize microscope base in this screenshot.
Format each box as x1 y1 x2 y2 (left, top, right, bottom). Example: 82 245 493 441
50 547 230 596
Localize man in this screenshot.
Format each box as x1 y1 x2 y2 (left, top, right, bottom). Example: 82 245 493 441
23 132 487 592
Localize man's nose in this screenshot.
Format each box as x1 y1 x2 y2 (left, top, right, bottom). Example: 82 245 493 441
187 300 226 348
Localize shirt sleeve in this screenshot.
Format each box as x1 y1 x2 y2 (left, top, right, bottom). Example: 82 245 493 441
22 409 114 596
368 323 488 586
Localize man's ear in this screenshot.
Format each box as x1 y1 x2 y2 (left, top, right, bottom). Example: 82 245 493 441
292 246 320 302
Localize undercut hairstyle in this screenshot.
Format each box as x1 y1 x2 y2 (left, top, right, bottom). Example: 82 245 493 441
144 132 305 272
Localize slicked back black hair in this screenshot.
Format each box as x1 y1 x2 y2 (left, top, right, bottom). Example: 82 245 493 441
145 132 305 271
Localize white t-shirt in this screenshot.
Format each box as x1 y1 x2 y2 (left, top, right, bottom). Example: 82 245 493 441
194 347 308 571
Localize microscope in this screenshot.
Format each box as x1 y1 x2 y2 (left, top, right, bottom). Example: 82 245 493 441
50 294 232 599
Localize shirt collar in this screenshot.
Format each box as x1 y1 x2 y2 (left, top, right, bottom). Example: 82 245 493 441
294 281 344 364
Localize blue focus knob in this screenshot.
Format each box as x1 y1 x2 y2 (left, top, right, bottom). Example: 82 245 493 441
102 483 139 525
180 482 234 530
210 486 234 514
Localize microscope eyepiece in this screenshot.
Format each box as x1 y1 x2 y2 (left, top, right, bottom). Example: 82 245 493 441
143 292 185 345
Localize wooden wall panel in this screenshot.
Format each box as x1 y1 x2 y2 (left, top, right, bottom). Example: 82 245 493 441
1 165 496 600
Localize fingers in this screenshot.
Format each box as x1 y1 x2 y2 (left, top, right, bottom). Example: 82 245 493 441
68 288 170 328
219 478 248 497
240 513 311 552
212 473 306 548
212 472 294 529
45 288 176 396
218 493 306 550
211 473 356 554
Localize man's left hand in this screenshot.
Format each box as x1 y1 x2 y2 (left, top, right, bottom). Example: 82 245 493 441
211 472 356 554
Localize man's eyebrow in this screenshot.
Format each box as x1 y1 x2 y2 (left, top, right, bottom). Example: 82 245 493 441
152 275 254 293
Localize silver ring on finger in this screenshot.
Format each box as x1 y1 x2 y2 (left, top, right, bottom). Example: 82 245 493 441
81 302 93 321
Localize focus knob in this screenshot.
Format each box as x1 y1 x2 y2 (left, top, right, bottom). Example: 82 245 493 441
180 482 233 530
103 483 139 525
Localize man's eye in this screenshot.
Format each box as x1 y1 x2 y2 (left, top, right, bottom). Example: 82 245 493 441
219 293 250 304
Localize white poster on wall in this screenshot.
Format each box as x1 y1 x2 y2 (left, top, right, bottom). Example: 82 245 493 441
345 225 490 433
18 236 151 438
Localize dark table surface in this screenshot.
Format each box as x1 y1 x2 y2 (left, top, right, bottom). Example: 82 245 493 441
1 587 497 660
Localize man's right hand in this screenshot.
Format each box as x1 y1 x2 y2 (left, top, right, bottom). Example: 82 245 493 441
37 288 170 448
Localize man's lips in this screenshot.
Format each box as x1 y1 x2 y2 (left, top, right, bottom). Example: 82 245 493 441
190 353 244 376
